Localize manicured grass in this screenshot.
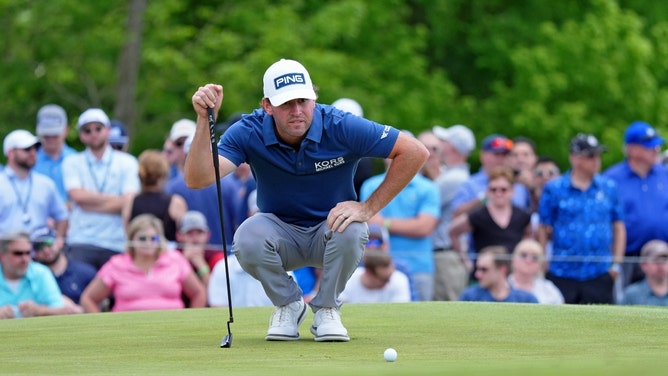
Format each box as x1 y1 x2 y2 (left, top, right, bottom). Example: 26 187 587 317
1 302 667 375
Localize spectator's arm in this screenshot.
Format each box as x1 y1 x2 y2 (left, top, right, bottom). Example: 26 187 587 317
448 213 472 257
384 213 439 238
80 277 112 313
68 189 132 214
182 271 207 308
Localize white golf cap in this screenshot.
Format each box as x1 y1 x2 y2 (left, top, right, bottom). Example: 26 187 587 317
263 59 317 106
3 129 41 156
433 124 476 155
36 104 68 136
77 108 111 130
331 98 364 117
169 119 196 142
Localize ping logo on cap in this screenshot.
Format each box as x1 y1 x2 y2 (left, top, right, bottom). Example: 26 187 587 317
274 73 305 89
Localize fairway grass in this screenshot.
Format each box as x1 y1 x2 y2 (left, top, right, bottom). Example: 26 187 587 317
1 302 667 375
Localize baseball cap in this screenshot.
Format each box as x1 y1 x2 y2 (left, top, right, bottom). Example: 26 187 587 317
180 211 209 232
331 98 364 117
624 121 665 148
3 129 41 157
109 120 129 146
569 133 607 156
30 226 57 244
640 240 668 261
169 119 196 142
481 134 513 154
77 108 111 130
263 59 317 106
36 104 68 136
433 125 476 155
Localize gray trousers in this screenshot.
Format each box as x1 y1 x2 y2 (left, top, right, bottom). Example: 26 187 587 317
233 213 367 312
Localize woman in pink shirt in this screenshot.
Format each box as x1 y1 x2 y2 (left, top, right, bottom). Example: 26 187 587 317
80 214 206 312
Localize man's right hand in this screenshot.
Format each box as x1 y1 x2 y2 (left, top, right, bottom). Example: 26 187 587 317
191 84 223 119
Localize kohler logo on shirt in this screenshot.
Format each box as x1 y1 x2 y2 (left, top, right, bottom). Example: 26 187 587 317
314 157 345 172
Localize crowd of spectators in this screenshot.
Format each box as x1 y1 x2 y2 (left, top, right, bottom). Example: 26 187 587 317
2 100 668 319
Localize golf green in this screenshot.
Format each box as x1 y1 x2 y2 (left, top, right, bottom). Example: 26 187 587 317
1 302 666 375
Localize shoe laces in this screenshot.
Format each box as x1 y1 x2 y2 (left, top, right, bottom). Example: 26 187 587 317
319 307 339 323
271 303 297 327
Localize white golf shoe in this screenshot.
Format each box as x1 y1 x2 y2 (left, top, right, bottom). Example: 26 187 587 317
265 298 307 341
310 307 350 342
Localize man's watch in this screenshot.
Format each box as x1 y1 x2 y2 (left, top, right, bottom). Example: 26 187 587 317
610 263 622 273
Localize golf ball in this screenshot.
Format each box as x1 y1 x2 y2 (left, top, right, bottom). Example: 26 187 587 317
384 348 397 362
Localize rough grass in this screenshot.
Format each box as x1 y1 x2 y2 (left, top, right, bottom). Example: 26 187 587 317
1 302 667 375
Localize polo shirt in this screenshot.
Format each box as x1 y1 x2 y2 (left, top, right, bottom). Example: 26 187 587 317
54 258 97 304
459 285 539 303
218 104 399 226
621 279 668 306
98 251 192 312
0 262 64 313
539 172 623 280
63 146 139 252
604 161 668 253
34 144 77 202
0 167 69 234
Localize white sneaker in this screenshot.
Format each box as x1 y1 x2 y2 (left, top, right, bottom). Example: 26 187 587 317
310 307 350 342
265 298 307 341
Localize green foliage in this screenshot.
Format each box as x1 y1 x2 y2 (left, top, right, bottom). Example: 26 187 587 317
2 0 668 168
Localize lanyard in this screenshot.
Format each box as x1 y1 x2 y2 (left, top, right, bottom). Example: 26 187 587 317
6 173 33 224
86 153 113 193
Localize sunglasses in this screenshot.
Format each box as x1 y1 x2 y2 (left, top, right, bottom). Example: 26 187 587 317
534 169 558 178
476 266 490 273
173 139 185 148
11 250 32 257
111 144 125 151
32 238 55 252
517 252 541 262
488 186 509 193
137 235 161 243
81 125 104 135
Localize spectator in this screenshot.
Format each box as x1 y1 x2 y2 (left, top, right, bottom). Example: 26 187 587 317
620 240 668 306
175 211 225 288
31 226 96 307
0 130 69 242
604 121 668 294
63 108 140 270
34 104 77 203
186 59 428 342
80 214 206 312
459 245 538 303
417 130 442 181
361 151 440 301
507 239 564 304
449 166 532 271
431 124 475 301
452 134 531 218
508 136 538 196
109 120 130 153
208 253 284 307
163 138 180 180
529 156 561 240
0 231 76 319
122 149 187 242
339 248 411 304
167 118 196 178
538 134 625 304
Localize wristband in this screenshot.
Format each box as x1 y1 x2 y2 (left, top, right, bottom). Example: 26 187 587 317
383 219 392 230
610 263 621 273
197 265 210 276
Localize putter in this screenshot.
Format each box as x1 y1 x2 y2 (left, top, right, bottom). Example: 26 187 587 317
207 107 234 348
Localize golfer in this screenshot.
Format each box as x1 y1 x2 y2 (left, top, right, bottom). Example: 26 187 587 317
186 59 428 342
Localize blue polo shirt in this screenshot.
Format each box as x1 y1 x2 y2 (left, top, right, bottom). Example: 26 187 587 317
604 161 668 253
459 285 538 303
539 172 624 280
54 258 97 304
218 104 399 226
620 279 668 306
0 262 64 315
34 144 77 202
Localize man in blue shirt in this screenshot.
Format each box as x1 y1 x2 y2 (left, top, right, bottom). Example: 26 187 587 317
604 121 668 293
31 226 96 306
620 240 668 306
0 232 66 319
538 134 626 304
34 104 77 204
459 246 538 303
185 59 429 342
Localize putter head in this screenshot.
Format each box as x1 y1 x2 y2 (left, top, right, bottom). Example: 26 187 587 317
220 334 232 348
